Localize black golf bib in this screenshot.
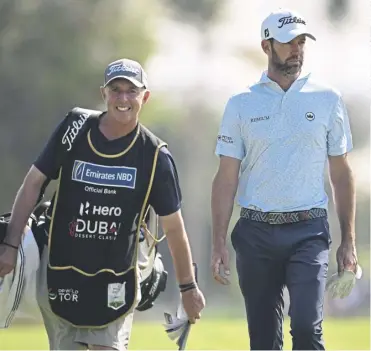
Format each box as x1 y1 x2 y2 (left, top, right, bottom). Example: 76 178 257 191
46 124 165 327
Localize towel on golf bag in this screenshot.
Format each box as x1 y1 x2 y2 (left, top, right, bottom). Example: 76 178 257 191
0 223 41 328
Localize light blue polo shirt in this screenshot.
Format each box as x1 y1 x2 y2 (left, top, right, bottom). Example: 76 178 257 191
215 72 353 212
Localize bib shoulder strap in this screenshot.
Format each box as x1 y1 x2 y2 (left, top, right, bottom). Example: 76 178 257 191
61 107 102 153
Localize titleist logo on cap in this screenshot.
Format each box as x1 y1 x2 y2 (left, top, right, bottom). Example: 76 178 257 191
107 63 140 76
278 16 306 28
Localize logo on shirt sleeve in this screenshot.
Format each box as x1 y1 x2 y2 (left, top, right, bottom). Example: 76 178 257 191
217 135 234 144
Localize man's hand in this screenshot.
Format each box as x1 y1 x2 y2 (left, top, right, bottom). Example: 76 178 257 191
211 156 240 286
211 243 230 285
336 238 358 275
181 287 206 324
0 245 18 277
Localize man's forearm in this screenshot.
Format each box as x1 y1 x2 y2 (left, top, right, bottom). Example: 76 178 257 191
211 174 237 247
166 228 195 285
6 182 42 247
332 168 356 243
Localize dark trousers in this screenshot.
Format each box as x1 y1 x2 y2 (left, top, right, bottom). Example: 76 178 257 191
231 217 331 350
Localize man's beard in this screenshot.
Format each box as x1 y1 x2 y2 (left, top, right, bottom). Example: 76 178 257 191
271 46 303 77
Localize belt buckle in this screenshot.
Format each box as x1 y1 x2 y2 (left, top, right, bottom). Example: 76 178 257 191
298 211 310 221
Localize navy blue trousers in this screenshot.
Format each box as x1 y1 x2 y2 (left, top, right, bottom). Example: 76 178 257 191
231 217 331 350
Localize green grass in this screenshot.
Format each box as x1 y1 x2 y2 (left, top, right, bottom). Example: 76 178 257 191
0 318 369 350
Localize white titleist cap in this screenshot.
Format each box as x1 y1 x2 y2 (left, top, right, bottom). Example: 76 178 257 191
261 8 316 43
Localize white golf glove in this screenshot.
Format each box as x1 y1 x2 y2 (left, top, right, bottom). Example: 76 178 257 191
326 265 362 299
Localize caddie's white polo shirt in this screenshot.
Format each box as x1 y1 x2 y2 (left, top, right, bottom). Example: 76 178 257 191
215 71 353 212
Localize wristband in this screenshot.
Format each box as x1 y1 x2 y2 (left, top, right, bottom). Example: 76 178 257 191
179 282 197 293
180 285 197 293
1 242 19 250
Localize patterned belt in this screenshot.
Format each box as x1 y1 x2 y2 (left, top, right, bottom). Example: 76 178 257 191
240 208 327 225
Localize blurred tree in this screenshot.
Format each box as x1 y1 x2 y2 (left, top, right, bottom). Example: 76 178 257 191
0 0 165 211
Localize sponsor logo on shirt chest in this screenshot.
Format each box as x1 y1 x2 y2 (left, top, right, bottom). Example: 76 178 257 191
72 160 137 189
251 116 270 123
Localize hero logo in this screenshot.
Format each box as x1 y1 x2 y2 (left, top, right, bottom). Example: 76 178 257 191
69 202 123 241
48 288 79 303
79 201 122 216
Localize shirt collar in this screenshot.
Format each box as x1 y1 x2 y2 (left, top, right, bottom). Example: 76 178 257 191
251 70 311 90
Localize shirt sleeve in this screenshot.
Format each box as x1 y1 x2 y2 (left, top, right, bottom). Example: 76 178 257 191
33 118 66 179
215 96 245 160
148 146 182 217
327 94 353 156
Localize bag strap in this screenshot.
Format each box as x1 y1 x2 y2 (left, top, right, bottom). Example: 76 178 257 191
61 107 102 156
35 107 102 206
